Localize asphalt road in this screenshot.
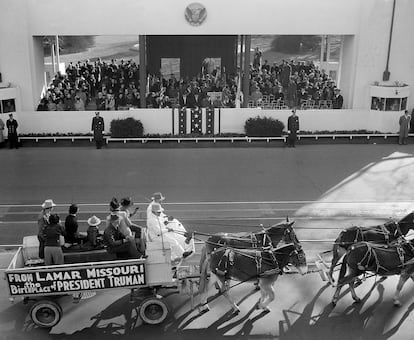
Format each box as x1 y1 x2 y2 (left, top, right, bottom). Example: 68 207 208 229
1 144 414 339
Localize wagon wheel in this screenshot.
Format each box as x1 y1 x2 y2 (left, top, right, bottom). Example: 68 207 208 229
139 297 169 324
29 299 62 328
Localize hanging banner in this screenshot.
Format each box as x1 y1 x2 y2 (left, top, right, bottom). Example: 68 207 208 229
6 260 146 297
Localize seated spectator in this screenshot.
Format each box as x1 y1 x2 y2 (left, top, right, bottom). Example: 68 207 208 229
116 93 127 109
95 92 106 111
47 99 57 111
103 214 142 259
86 215 101 247
105 94 115 110
37 98 49 111
43 213 65 265
56 98 65 111
74 96 85 111
251 88 263 106
297 88 308 106
64 93 75 111
64 204 85 245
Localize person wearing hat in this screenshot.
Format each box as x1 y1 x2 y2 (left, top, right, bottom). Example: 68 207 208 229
287 108 300 148
147 202 184 262
86 215 101 247
43 213 65 265
6 113 18 149
146 192 167 223
107 197 134 239
103 214 142 259
146 192 167 238
146 193 195 260
38 199 56 259
91 111 105 149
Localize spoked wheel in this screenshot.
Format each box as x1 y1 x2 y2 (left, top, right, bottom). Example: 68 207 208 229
29 299 62 328
139 297 169 324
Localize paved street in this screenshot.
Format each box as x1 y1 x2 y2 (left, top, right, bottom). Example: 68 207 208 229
1 144 414 339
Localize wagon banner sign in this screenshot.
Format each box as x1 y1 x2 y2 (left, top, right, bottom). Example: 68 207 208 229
6 262 146 296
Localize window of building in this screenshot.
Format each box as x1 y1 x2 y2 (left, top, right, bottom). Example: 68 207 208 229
1 99 15 113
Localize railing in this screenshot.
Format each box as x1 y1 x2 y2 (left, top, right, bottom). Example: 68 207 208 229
18 133 410 145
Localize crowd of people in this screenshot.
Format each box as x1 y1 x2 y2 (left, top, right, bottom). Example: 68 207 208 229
249 52 343 109
37 59 142 112
36 193 194 266
37 53 342 112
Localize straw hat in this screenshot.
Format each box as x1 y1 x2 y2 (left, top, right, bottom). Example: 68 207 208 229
41 199 56 209
87 215 101 227
151 192 165 201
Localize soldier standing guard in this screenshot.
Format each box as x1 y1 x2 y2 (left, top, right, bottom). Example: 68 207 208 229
91 111 105 149
6 113 18 149
287 108 300 148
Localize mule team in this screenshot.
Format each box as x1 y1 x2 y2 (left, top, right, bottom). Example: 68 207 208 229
197 211 414 314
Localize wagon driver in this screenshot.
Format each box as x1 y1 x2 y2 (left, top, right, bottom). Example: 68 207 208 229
146 192 195 262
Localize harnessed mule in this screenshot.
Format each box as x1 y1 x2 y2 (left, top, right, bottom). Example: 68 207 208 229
199 243 307 314
329 211 414 283
205 220 299 254
332 239 414 306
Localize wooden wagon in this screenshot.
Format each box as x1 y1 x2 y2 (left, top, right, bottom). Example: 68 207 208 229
4 236 203 328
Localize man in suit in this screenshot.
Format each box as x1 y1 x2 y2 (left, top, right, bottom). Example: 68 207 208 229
333 88 344 109
399 110 411 145
91 111 105 149
186 89 200 109
287 109 300 147
179 89 190 108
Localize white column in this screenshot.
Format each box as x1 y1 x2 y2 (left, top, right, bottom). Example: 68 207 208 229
173 108 179 135
201 108 206 134
326 35 331 63
186 108 191 134
55 35 60 73
214 108 220 134
51 44 56 74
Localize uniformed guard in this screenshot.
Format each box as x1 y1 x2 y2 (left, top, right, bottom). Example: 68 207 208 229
91 111 105 149
287 108 300 147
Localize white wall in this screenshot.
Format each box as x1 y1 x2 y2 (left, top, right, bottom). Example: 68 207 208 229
14 109 172 135
13 109 402 135
351 0 414 109
24 0 360 35
1 0 414 112
0 1 38 111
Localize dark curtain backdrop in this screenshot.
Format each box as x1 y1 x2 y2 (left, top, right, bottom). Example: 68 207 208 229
146 35 237 78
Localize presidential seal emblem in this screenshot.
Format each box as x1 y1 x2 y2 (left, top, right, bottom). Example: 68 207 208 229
185 3 207 26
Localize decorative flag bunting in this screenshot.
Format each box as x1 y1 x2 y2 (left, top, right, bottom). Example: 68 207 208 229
178 108 187 135
191 109 202 134
174 108 219 135
206 107 214 135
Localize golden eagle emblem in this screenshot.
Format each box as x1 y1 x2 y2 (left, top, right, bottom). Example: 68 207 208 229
185 3 207 26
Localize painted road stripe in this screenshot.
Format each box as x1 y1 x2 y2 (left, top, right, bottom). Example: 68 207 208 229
1 200 414 207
